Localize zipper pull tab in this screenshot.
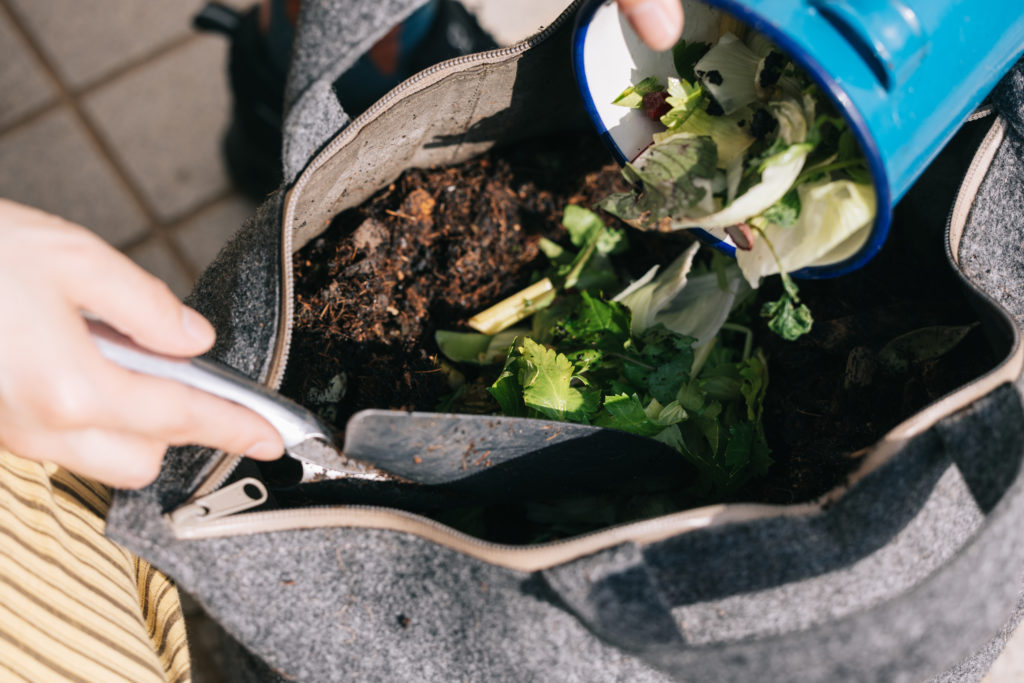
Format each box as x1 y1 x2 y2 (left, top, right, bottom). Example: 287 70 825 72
169 477 268 528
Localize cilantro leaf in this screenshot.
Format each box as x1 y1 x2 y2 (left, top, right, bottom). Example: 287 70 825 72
738 352 769 422
760 272 813 340
557 207 628 290
723 422 771 477
518 338 600 422
648 357 692 404
488 348 528 417
553 292 632 353
562 205 627 255
594 394 666 437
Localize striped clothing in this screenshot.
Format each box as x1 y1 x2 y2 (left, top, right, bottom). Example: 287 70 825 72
0 450 191 682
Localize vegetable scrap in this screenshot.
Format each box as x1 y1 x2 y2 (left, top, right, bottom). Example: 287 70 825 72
437 207 770 497
606 24 879 340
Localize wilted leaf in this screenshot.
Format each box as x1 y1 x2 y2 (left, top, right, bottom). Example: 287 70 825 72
879 323 979 373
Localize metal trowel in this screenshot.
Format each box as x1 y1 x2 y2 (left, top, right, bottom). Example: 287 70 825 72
89 318 687 497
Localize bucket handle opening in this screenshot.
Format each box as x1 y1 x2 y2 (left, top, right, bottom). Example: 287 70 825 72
808 0 927 90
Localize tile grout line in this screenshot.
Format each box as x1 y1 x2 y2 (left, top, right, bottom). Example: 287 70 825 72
0 0 203 283
0 33 202 140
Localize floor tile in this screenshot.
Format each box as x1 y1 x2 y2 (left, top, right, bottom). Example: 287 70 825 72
81 37 233 224
5 0 207 89
126 236 194 299
172 194 258 274
0 107 149 246
0 9 57 130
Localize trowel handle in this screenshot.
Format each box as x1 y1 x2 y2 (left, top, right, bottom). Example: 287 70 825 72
86 317 330 448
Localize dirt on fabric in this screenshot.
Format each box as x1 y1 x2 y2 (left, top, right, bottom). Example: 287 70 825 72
280 133 997 511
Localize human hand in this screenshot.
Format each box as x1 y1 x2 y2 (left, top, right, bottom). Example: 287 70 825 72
615 0 684 51
0 199 284 488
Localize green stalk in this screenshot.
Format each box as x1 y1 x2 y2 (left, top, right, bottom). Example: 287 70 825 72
721 322 753 361
467 278 556 336
691 336 717 377
562 235 600 290
795 158 867 185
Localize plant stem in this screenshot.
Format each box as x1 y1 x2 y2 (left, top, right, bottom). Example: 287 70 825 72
563 233 600 290
721 322 753 361
468 278 556 335
796 158 866 185
691 336 717 377
606 352 655 370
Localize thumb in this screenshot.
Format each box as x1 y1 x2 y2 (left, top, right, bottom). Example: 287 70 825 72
616 0 684 51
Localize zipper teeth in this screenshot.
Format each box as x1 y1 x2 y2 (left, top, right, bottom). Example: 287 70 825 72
967 104 996 122
181 502 592 550
273 0 583 392
173 498 810 571
180 108 1024 563
948 116 1006 267
187 2 584 502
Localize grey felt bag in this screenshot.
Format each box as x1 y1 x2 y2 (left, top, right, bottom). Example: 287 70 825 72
106 1 1024 680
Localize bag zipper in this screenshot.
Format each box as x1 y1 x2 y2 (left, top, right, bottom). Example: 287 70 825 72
171 476 815 571
170 8 1024 571
181 0 587 503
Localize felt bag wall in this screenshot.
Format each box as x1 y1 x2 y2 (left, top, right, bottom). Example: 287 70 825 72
106 1 1024 680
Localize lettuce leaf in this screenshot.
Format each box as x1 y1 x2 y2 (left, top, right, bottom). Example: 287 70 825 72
693 32 760 115
675 143 809 230
663 106 754 169
612 75 663 109
735 180 876 284
599 133 718 226
659 77 705 130
613 241 700 333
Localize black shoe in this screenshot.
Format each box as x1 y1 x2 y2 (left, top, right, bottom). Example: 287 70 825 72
195 1 497 200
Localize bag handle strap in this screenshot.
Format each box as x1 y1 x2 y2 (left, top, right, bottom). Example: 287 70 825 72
541 542 687 653
541 383 1024 677
281 0 430 184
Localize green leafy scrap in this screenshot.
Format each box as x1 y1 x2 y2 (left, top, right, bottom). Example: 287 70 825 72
673 40 712 82
660 78 705 131
490 338 601 423
594 393 666 437
599 134 718 226
878 323 979 373
760 271 813 341
543 207 628 292
471 266 775 502
551 291 632 354
562 205 628 255
762 188 801 226
488 361 528 418
738 352 768 422
612 75 664 109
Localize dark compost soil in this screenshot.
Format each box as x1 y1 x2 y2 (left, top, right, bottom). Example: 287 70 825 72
280 132 997 519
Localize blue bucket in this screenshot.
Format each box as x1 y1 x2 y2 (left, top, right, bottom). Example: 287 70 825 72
573 0 1024 277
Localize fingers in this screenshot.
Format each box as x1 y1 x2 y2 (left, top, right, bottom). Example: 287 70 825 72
30 319 285 462
0 199 284 488
616 0 684 51
1 199 216 358
57 235 216 357
4 428 170 489
89 368 286 462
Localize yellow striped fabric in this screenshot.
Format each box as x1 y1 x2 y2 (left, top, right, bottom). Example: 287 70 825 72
0 450 191 683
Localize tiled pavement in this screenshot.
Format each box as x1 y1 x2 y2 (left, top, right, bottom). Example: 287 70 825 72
2 1 1023 681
